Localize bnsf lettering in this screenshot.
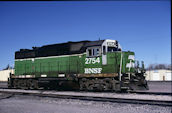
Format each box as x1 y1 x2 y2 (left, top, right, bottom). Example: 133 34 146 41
85 57 100 64
84 68 102 74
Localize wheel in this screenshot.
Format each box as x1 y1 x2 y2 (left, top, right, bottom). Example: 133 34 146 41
112 80 121 92
13 79 20 88
144 80 149 90
33 80 39 89
29 79 38 89
79 78 87 91
85 79 94 91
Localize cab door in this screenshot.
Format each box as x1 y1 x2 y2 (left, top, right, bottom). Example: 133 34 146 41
102 45 107 65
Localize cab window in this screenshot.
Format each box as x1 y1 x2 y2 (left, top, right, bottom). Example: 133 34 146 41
93 48 100 56
87 47 100 57
88 49 92 56
107 47 118 52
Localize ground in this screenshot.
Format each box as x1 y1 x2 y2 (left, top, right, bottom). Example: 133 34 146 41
146 81 171 93
0 94 171 113
0 81 171 113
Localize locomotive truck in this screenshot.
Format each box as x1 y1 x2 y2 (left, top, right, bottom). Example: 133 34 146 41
8 39 149 91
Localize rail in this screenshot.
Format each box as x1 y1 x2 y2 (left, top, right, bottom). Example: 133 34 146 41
0 89 171 107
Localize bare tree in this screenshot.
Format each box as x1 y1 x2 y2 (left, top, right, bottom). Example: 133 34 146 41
3 64 12 70
167 64 172 70
154 64 166 69
147 64 170 70
147 64 155 70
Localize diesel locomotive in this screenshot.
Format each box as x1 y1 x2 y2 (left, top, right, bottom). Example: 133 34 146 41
8 39 149 91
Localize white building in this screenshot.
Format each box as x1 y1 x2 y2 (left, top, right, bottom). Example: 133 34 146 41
145 69 172 81
0 69 14 81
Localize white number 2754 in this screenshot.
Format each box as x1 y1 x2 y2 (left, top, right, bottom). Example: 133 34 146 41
85 57 100 64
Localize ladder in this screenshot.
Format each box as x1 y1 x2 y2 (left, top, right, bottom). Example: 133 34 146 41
121 74 130 90
121 60 132 91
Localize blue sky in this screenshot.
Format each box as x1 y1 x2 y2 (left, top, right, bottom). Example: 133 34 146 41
0 1 171 70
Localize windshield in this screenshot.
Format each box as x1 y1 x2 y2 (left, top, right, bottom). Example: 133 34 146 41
107 47 118 52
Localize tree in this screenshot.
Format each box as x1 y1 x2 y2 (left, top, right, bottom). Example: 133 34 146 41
154 64 166 69
3 64 12 70
146 63 170 70
167 64 172 70
147 64 155 70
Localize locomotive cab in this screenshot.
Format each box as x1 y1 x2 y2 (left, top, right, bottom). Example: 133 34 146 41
84 39 148 91
101 39 121 65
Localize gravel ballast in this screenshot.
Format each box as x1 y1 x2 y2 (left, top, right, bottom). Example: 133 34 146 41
0 94 171 113
0 89 171 101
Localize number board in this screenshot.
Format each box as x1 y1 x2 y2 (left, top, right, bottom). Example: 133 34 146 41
107 42 117 47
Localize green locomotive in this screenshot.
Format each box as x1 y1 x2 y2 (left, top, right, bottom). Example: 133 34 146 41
8 39 149 91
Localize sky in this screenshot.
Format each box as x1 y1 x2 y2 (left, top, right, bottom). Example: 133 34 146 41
0 1 171 70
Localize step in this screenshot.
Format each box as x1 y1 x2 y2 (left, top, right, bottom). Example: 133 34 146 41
123 81 130 84
121 87 130 89
124 77 130 80
133 79 139 82
127 89 133 92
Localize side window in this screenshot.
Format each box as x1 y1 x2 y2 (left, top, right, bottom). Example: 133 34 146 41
103 46 106 55
93 48 100 56
88 49 92 56
96 48 100 56
87 47 100 57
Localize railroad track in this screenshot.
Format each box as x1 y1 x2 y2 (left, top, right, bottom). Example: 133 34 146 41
0 89 171 107
130 91 172 96
0 87 171 96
